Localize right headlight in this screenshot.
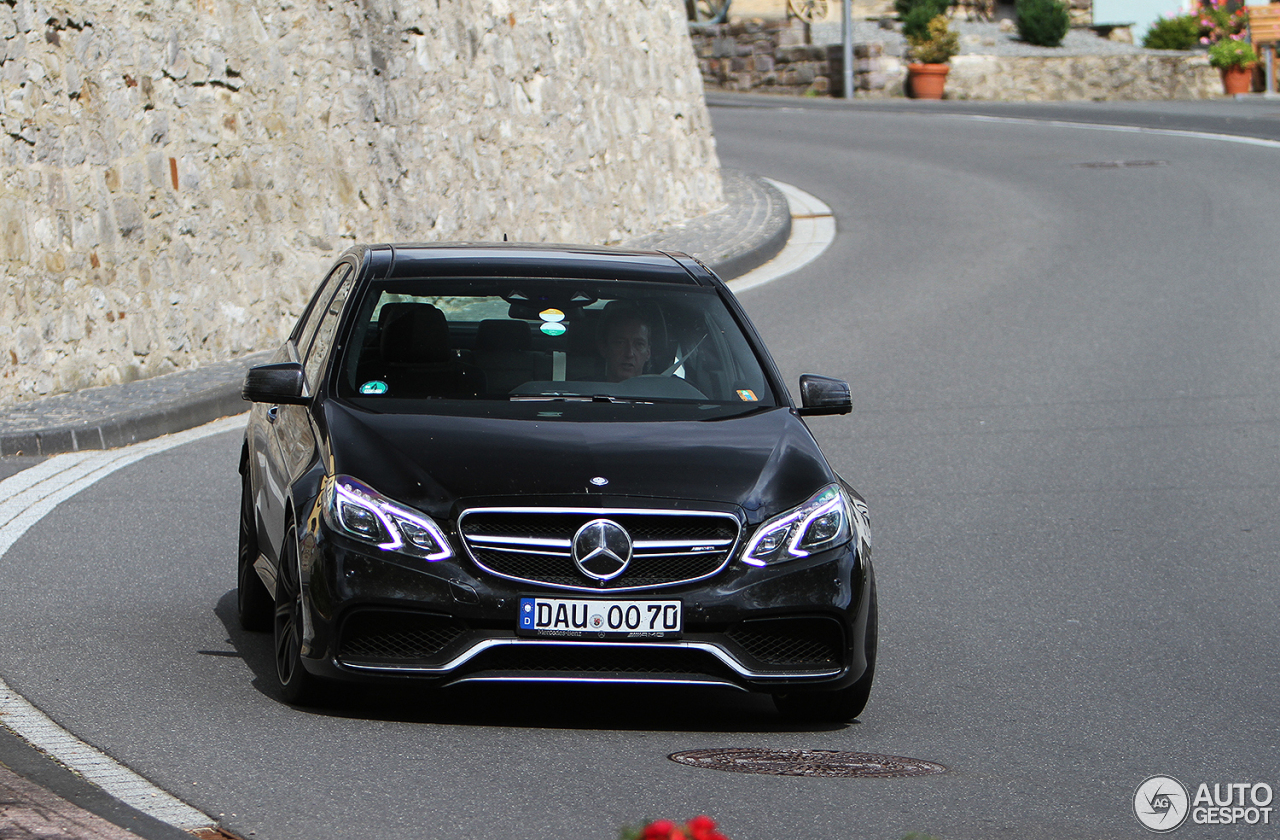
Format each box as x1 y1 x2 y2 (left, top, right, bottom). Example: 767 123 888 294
321 475 453 562
741 484 857 566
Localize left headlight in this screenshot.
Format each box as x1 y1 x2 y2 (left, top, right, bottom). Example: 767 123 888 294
321 475 453 562
741 484 856 566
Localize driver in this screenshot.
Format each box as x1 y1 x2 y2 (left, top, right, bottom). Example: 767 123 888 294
598 303 652 382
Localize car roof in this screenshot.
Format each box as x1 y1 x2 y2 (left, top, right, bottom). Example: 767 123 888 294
369 243 708 285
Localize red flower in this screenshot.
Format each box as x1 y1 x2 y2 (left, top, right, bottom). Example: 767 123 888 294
643 820 687 840
686 815 728 840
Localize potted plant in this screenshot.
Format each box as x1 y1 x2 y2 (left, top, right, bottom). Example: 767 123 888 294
904 13 960 99
1208 38 1258 95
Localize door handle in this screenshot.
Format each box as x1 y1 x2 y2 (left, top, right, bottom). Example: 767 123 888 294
266 405 279 423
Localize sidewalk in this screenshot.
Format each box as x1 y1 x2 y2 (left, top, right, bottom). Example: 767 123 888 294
0 169 792 840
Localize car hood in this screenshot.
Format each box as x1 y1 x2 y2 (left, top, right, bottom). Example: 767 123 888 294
323 402 836 523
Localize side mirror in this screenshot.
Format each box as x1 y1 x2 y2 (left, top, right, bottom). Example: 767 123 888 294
242 362 309 405
797 374 851 416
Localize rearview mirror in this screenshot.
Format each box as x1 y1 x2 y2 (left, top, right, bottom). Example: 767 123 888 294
797 374 851 416
242 362 309 405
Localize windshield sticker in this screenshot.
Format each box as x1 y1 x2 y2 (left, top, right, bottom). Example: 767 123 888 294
540 321 567 336
360 380 389 395
539 308 566 323
736 389 758 402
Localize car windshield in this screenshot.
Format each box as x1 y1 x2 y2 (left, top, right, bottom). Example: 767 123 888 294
334 277 779 417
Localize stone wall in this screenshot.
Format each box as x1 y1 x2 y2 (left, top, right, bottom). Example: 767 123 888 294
690 21 1221 99
946 53 1220 99
0 0 722 403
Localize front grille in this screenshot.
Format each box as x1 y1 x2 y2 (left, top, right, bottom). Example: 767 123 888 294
338 611 466 664
726 617 844 669
458 508 740 592
468 643 733 678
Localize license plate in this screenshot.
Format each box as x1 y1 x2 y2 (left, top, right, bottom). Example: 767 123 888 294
517 597 682 639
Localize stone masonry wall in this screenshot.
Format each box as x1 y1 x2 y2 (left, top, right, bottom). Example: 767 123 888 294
0 0 722 403
691 21 1221 99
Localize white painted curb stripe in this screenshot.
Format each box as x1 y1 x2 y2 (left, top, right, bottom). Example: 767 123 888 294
0 413 247 832
727 179 836 294
0 681 213 830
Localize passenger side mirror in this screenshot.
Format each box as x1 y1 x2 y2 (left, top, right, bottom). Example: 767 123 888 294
797 374 851 416
242 362 309 405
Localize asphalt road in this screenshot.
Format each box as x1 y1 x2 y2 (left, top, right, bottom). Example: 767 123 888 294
3 99 1280 840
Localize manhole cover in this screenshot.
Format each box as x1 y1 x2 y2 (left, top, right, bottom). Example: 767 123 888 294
1073 160 1168 169
668 748 946 778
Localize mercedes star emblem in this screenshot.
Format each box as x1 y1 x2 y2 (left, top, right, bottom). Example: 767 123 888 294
572 518 632 582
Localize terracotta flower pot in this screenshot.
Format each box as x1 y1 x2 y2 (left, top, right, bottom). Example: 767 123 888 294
1221 64 1255 95
907 63 949 100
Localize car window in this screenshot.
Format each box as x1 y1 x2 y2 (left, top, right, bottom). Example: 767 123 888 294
303 270 354 387
334 277 778 417
295 264 353 359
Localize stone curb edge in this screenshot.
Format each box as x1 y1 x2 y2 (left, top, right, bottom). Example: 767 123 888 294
0 726 194 840
0 381 255 458
703 175 792 281
0 172 794 459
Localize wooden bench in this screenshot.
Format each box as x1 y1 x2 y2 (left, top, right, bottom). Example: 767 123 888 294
1249 5 1280 95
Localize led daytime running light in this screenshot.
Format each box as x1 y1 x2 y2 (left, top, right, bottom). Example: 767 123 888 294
742 485 850 567
328 477 452 561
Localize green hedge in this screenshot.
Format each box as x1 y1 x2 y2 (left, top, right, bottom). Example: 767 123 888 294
1015 0 1069 46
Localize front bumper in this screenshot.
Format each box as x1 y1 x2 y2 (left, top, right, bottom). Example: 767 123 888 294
295 525 873 693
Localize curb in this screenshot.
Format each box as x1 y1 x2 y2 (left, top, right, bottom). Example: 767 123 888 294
0 352 272 458
0 725 195 840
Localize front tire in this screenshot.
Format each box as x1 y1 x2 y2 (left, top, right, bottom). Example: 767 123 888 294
237 472 273 632
274 528 327 706
774 584 877 722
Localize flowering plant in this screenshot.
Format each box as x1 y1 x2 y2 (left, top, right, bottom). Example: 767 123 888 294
1197 0 1247 45
621 815 731 840
1208 37 1257 68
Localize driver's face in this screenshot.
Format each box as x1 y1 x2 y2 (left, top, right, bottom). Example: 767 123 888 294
601 321 651 382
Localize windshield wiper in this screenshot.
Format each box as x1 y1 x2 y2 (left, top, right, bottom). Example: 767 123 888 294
509 393 656 405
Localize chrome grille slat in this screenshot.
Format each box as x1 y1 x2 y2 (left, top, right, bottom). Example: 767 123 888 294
458 507 741 592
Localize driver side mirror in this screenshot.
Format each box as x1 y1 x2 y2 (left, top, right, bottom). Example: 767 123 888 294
242 362 309 405
797 374 851 416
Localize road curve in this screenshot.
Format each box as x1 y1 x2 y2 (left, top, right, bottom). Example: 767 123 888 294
2 101 1279 840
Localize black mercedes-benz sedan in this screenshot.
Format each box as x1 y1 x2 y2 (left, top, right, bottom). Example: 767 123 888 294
238 243 876 721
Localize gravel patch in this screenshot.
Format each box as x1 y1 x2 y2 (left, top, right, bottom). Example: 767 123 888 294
810 19 1204 57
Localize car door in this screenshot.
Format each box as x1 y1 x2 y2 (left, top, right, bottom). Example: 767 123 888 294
255 263 353 564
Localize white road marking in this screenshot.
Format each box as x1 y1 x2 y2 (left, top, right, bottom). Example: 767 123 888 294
960 114 1280 150
0 413 246 832
727 179 836 294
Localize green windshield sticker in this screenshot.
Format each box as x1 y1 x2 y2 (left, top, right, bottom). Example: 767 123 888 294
360 380 389 395
540 322 567 336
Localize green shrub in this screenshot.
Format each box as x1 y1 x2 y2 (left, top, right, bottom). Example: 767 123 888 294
1141 13 1203 49
906 14 960 62
902 4 941 39
1208 37 1257 68
895 0 950 26
1015 0 1070 46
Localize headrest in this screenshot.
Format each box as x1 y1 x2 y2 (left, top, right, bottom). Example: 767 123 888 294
476 319 532 353
380 303 451 365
